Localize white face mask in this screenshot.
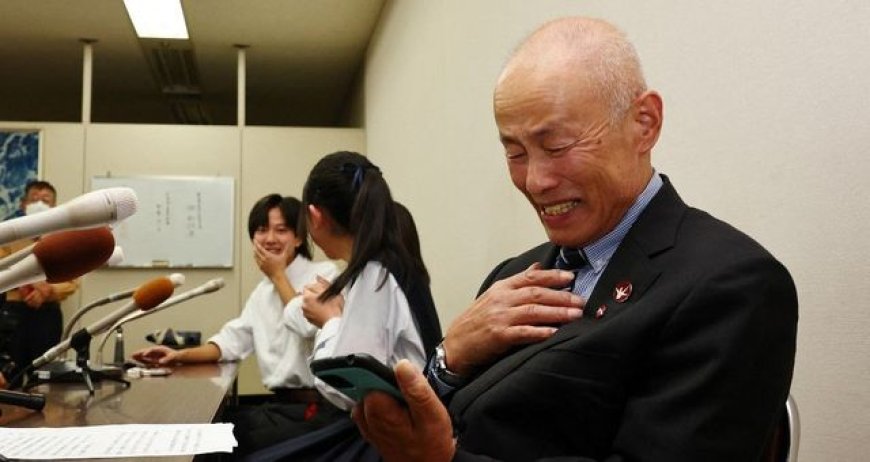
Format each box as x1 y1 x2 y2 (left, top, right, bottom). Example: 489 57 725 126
25 200 51 215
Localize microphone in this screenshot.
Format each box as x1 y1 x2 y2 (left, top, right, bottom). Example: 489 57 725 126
96 278 224 357
0 389 46 411
61 273 184 343
0 238 117 272
0 227 115 293
0 187 137 246
29 275 176 370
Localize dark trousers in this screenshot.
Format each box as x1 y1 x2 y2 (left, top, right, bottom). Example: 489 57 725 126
0 300 62 386
221 397 347 459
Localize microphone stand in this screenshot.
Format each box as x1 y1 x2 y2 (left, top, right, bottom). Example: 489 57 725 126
24 329 129 395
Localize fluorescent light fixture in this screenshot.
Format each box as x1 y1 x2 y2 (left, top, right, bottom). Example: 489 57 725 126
124 0 189 39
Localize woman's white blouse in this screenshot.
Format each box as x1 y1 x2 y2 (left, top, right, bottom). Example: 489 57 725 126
311 261 426 409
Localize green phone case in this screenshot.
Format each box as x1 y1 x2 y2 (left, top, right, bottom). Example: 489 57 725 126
311 353 404 404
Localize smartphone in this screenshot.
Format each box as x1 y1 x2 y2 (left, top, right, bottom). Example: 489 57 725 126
310 353 404 404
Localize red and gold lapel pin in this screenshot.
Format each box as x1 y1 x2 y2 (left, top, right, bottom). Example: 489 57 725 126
613 280 632 303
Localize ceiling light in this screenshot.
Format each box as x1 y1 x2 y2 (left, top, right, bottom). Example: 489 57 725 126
123 0 189 39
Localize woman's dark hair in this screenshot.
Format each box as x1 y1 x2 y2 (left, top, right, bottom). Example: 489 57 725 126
303 152 442 353
302 151 411 300
394 201 429 286
247 194 312 259
393 201 441 354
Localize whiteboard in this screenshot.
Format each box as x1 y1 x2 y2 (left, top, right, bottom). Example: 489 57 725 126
91 176 234 268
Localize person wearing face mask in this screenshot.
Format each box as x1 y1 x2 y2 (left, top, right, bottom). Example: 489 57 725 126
0 180 81 387
132 194 339 456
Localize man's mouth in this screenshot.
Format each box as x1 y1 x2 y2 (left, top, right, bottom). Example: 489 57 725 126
540 200 579 217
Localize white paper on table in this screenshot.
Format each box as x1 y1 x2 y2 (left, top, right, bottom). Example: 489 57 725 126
0 423 237 459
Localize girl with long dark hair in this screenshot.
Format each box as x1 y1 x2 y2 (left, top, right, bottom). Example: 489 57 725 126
300 151 441 405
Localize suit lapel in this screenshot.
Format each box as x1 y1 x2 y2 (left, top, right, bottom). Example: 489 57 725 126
573 238 659 329
450 178 687 417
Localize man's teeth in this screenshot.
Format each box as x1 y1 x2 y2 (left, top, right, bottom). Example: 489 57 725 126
541 201 578 216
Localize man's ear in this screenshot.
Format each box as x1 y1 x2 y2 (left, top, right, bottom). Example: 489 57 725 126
633 90 663 153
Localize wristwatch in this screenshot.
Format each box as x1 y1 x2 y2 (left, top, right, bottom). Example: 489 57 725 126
433 342 467 387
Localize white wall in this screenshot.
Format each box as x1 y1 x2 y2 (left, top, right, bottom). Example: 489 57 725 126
364 1 870 460
1 121 364 394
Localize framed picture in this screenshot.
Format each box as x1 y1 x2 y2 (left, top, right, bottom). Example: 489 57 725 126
0 130 42 220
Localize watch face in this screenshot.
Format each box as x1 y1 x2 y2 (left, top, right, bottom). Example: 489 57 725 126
436 344 447 366
435 344 465 387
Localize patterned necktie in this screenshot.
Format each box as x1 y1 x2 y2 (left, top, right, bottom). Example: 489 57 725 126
554 247 588 271
554 247 587 291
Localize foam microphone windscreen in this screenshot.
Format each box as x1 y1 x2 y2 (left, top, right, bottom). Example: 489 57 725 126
101 187 139 222
133 277 176 309
32 227 115 282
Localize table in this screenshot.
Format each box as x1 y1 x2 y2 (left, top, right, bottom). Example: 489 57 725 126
0 362 238 461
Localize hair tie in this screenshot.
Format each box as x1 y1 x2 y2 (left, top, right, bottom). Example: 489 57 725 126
341 162 381 191
352 165 365 190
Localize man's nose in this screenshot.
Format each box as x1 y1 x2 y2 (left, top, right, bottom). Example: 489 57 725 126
525 155 559 194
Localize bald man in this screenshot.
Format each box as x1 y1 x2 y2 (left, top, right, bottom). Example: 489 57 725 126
353 17 798 462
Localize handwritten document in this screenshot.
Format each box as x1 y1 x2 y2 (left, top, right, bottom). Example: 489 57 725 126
0 423 236 459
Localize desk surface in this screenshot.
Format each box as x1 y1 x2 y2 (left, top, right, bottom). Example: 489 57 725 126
0 362 238 461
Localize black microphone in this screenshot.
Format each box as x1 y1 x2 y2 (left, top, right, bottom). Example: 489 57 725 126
0 389 46 411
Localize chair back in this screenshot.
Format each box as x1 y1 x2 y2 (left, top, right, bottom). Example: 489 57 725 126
762 394 800 462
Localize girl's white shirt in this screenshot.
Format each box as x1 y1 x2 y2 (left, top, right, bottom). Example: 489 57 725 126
208 256 339 389
310 260 425 409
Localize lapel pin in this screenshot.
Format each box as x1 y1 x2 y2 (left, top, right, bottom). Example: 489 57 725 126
595 304 607 319
613 280 632 303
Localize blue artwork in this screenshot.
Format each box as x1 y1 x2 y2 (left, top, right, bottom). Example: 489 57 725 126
0 131 40 220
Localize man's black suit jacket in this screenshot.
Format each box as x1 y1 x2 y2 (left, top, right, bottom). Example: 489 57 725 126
449 178 798 462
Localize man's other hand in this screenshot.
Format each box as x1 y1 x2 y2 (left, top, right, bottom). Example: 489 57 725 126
354 360 455 462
